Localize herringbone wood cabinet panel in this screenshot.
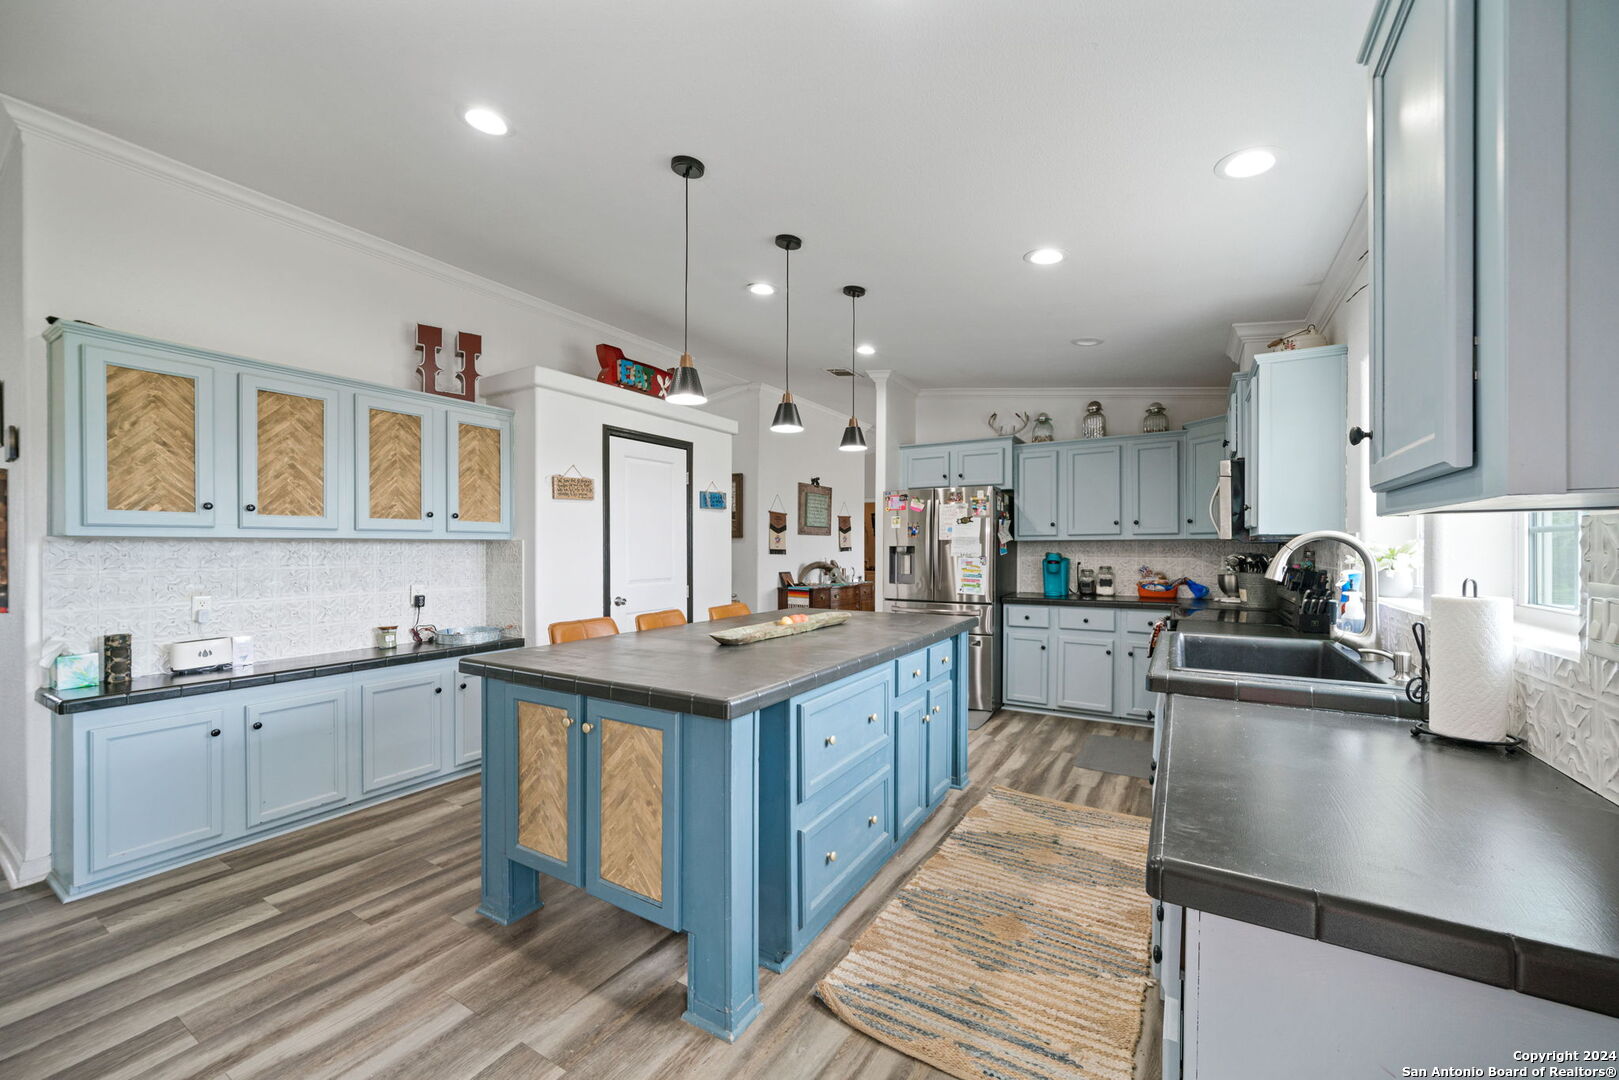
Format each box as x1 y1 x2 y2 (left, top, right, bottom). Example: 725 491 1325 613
456 422 503 523
598 717 664 902
517 701 571 862
104 364 197 513
367 407 423 521
256 389 327 518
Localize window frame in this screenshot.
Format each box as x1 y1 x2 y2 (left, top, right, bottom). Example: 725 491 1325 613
1514 511 1581 635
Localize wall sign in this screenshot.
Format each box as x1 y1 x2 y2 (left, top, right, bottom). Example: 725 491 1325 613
414 323 484 402
768 504 788 555
797 480 832 536
596 343 672 399
550 465 596 500
698 482 728 510
838 515 852 552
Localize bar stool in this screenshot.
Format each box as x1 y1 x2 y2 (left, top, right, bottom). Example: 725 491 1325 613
707 602 750 620
548 617 619 644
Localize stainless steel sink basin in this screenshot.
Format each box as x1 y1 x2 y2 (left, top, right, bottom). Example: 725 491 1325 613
1171 634 1386 684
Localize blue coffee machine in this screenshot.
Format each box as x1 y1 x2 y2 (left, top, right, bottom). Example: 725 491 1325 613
1042 552 1071 598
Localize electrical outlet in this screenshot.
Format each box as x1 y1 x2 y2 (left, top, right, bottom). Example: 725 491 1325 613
410 584 427 610
191 594 213 623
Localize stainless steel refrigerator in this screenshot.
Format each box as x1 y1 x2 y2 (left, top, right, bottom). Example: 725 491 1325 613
882 486 1015 713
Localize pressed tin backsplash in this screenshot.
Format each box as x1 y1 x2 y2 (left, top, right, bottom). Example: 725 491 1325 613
44 538 524 677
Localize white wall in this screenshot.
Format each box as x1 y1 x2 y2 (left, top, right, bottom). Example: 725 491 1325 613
914 387 1228 445
0 101 772 887
703 383 867 613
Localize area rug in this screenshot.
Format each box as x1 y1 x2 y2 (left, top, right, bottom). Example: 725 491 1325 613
1072 734 1154 780
816 787 1153 1080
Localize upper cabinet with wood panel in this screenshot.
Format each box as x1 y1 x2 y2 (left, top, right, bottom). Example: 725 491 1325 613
48 321 514 539
1361 0 1619 513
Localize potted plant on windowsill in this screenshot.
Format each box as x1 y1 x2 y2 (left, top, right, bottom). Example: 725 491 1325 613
1374 542 1418 598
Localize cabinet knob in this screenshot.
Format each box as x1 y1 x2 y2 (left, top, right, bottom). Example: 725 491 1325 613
932 705 941 714
563 716 575 727
1106 649 1112 656
940 657 948 664
1040 644 1046 651
1133 519 1140 526
1113 520 1119 526
1187 518 1193 524
868 713 878 723
1127 650 1134 658
451 512 460 519
912 668 922 677
201 502 214 511
1349 426 1374 446
1082 618 1088 624
425 511 435 518
825 851 837 863
581 722 594 734
868 815 879 826
459 682 468 690
252 721 263 730
209 728 220 737
1049 521 1056 528
434 686 443 694
825 735 836 746
245 504 256 512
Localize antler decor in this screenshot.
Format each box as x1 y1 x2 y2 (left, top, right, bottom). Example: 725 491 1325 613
987 411 1031 437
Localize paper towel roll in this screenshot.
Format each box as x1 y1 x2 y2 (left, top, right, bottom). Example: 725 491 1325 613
1428 594 1515 741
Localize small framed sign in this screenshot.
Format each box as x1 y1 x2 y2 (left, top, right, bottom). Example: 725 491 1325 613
797 481 832 536
550 465 595 501
698 482 728 510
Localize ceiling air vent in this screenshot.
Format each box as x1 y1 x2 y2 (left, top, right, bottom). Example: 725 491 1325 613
824 368 857 378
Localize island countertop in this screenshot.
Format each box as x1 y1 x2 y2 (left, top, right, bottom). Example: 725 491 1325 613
460 610 976 719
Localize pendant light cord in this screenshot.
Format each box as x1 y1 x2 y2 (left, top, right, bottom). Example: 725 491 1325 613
682 174 690 356
783 245 791 394
849 292 858 411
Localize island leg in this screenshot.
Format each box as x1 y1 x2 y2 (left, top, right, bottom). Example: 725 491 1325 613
477 681 542 924
679 710 763 1041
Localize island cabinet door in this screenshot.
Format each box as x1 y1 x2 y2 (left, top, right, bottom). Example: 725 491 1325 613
582 701 682 930
508 690 585 886
923 683 953 806
893 695 928 838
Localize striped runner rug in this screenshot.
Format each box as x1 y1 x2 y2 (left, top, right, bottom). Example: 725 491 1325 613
817 787 1153 1080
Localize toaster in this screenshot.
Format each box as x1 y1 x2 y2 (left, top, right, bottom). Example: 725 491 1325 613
169 636 234 675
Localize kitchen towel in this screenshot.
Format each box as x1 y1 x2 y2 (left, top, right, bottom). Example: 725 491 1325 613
1428 592 1515 741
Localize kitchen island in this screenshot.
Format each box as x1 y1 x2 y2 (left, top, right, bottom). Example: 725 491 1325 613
459 610 974 1041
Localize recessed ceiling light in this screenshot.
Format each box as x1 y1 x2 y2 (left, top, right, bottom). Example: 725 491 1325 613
1070 337 1105 347
463 107 509 136
1024 248 1065 266
1215 147 1277 179
746 282 775 296
856 343 876 357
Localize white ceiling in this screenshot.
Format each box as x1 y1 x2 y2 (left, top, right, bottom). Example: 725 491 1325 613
0 0 1372 406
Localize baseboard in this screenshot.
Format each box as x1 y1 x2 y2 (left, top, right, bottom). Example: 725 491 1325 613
0 825 51 889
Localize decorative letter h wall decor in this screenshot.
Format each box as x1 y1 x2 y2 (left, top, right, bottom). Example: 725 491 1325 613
415 323 484 402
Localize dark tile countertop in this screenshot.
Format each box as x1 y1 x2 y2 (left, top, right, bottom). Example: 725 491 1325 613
1002 591 1189 610
461 610 976 719
1147 690 1619 1018
37 637 525 715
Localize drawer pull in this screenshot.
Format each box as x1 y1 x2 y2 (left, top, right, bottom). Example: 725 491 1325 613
940 657 949 665
912 668 923 677
932 705 942 714
868 815 879 826
581 722 594 734
826 851 838 863
868 713 878 723
825 735 837 746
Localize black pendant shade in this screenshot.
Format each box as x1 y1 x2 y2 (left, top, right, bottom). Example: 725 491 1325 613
665 155 707 405
839 284 868 452
770 233 803 433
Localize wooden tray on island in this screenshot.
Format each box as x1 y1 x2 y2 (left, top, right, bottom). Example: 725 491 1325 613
709 611 851 646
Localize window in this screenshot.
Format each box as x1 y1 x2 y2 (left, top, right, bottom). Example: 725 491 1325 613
1517 511 1581 633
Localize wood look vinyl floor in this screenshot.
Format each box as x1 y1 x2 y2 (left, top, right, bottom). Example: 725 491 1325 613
0 712 1158 1080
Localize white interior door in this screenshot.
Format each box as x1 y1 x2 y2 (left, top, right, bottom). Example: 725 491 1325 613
607 432 691 626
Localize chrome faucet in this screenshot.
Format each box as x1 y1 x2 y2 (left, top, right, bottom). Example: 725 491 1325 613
1264 529 1378 652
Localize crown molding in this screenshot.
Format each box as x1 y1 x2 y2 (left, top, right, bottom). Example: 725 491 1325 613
865 368 920 396
1305 196 1370 331
914 384 1227 399
0 94 746 379
1224 320 1309 369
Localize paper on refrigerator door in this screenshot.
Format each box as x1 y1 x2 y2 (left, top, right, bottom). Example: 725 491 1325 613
955 555 987 596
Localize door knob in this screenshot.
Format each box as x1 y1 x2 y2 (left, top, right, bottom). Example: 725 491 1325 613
1349 426 1373 446
613 596 627 607
581 722 594 734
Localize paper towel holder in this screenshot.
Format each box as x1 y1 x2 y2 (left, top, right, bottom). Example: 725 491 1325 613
1460 577 1479 597
1410 722 1523 753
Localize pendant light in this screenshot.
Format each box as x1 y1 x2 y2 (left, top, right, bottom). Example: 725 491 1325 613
838 285 869 452
769 233 805 433
665 155 707 405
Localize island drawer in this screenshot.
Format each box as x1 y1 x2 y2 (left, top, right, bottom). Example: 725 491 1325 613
1006 605 1050 628
926 640 954 680
797 767 893 929
795 669 890 803
894 649 929 694
1058 608 1116 632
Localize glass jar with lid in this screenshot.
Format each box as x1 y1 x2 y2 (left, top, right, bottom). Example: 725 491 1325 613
1141 402 1169 433
1096 565 1115 595
1081 400 1107 439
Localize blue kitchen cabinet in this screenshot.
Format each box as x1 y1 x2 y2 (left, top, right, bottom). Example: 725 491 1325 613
445 409 514 535
453 672 483 767
236 371 343 532
893 694 928 837
1118 636 1156 721
1002 626 1053 708
359 668 447 794
924 682 954 805
1126 437 1181 537
244 687 350 830
1062 443 1124 537
899 438 1015 488
496 686 587 888
69 339 220 532
582 699 683 929
1248 346 1347 537
1182 417 1226 537
1013 445 1060 538
46 321 516 539
1054 630 1115 715
1362 0 1619 513
84 706 228 875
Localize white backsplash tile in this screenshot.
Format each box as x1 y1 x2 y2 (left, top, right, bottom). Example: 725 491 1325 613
44 537 525 677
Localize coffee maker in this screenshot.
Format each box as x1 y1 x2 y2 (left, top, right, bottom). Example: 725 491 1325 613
1042 553 1071 598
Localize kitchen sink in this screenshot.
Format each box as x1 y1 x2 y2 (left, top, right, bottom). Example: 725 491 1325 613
1171 634 1386 684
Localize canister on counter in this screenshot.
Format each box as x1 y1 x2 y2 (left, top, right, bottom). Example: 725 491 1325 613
101 633 132 685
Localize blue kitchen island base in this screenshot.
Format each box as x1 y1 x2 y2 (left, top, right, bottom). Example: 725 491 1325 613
464 613 973 1040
